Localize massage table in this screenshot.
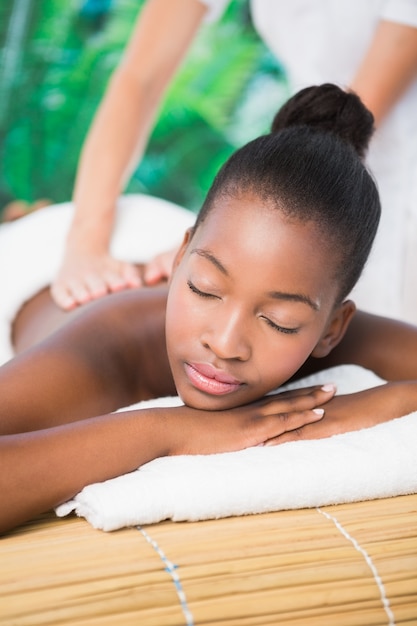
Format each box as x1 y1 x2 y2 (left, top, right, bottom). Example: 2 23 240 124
2 494 417 625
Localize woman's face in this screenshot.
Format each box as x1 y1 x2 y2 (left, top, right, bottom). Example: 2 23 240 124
166 193 344 410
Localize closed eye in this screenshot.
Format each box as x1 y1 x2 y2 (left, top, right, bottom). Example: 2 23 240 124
262 316 299 335
187 279 218 299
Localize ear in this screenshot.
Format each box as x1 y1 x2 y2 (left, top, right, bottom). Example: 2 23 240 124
311 300 356 358
171 228 194 274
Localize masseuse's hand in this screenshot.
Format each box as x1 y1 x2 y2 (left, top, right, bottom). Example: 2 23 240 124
265 381 417 445
143 245 179 286
51 247 142 310
168 384 336 456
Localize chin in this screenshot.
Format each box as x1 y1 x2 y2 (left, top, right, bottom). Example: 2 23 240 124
177 385 249 412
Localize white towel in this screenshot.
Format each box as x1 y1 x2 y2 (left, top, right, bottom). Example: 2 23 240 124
0 194 195 364
56 365 417 531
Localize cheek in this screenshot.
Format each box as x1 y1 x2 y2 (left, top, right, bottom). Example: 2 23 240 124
165 287 183 352
258 334 320 386
165 280 196 356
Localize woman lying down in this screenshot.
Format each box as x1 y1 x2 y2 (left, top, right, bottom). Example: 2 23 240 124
1 84 417 535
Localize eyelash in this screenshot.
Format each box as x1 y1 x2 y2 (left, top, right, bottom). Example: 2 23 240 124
187 280 216 299
262 316 299 335
188 280 299 335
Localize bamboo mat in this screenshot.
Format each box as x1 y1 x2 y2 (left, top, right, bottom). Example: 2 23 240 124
1 494 416 626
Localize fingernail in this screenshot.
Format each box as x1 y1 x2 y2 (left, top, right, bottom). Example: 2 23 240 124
313 408 324 416
321 384 336 392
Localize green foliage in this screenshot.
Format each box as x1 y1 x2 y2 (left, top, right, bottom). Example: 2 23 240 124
0 0 288 215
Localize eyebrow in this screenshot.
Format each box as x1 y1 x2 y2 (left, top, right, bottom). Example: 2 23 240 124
191 247 319 311
191 248 229 275
268 291 320 311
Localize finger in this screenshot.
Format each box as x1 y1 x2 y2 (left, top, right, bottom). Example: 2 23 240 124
279 407 325 430
65 280 94 306
265 418 326 445
143 259 166 285
259 384 336 414
271 383 336 400
83 273 110 299
102 270 130 293
256 407 325 444
50 284 78 311
121 263 142 288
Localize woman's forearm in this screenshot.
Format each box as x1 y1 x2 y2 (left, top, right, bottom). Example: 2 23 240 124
51 0 207 308
0 407 170 534
350 20 417 126
68 0 207 253
69 70 166 252
0 384 335 534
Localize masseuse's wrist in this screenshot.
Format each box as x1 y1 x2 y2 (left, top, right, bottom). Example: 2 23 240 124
65 218 113 256
69 196 116 250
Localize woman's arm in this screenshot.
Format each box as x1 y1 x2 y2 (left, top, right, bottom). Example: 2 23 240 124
319 310 417 382
350 19 417 126
270 311 417 444
0 372 332 534
0 389 331 534
268 380 417 444
51 0 207 310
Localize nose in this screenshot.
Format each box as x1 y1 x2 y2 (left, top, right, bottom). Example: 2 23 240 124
201 307 251 361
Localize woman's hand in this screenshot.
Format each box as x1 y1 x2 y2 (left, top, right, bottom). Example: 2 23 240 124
265 381 417 445
143 246 179 285
51 244 180 310
167 384 337 456
51 249 142 310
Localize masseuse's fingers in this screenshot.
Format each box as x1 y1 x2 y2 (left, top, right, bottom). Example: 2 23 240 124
143 247 178 285
120 262 144 289
51 254 142 310
50 283 78 310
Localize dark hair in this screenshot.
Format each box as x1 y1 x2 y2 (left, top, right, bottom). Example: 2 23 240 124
194 83 380 303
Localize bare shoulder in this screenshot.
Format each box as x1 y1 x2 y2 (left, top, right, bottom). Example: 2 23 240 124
307 310 417 381
2 287 174 434
42 286 176 402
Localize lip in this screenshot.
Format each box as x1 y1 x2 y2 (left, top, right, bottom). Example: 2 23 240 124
185 362 243 396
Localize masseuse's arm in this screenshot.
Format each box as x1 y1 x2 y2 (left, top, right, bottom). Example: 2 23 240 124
350 19 417 126
51 0 207 311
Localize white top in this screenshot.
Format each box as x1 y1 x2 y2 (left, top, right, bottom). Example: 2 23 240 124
200 0 417 27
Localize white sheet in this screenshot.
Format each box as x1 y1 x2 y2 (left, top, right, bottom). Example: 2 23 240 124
56 365 417 531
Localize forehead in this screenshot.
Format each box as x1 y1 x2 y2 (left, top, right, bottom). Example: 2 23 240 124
191 194 339 301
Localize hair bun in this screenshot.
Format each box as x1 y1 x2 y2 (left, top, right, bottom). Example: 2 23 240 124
271 83 375 159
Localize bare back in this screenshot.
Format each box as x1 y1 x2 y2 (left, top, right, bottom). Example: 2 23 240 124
3 285 176 435
12 287 94 355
